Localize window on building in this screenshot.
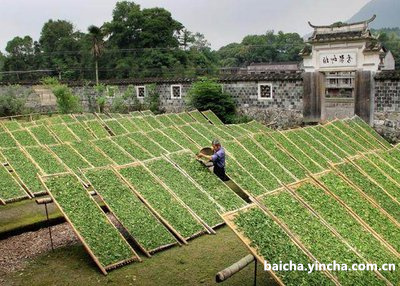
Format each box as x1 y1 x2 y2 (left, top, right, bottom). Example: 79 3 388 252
258 83 273 100
171 85 182 99
136 86 146 98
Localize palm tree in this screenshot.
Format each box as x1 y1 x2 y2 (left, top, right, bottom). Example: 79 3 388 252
88 25 104 85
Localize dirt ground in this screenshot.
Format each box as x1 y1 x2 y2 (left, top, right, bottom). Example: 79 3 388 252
1 225 275 286
0 222 77 277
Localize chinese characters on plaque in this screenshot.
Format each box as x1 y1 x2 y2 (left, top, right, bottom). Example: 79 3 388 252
319 52 357 68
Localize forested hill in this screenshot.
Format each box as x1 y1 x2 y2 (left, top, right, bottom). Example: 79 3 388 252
349 0 400 28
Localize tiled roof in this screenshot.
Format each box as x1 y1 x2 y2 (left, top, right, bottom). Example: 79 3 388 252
307 15 376 44
313 31 364 41
375 71 400 80
0 71 303 86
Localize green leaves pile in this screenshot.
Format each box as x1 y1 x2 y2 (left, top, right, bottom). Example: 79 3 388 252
93 139 134 165
161 127 199 153
84 168 176 251
50 144 91 172
146 158 223 227
284 131 330 169
46 116 64 125
253 134 307 180
155 114 175 127
116 118 139 133
234 207 334 286
142 116 164 130
177 112 195 123
202 110 224 125
0 131 17 148
70 141 113 167
1 148 43 194
238 136 295 184
304 128 348 159
104 119 128 135
194 122 234 141
353 157 400 203
48 124 78 142
320 173 400 253
314 126 355 156
325 124 366 153
29 125 58 145
225 157 267 197
141 110 154 116
165 114 186 126
215 125 243 138
85 120 109 139
243 121 271 133
0 163 27 201
188 110 209 124
119 165 205 238
296 182 400 284
67 122 95 140
337 163 400 222
146 130 182 153
178 125 209 147
59 114 77 124
294 129 341 163
270 132 323 173
346 119 383 149
169 152 245 211
128 132 166 156
130 117 154 132
111 136 153 161
365 153 400 185
25 146 67 174
2 120 22 132
223 140 280 194
352 117 392 149
263 191 384 285
45 174 135 267
332 121 376 150
11 130 38 146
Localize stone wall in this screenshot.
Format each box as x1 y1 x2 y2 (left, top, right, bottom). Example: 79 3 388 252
5 71 400 138
222 80 303 110
373 72 400 143
155 83 191 112
33 73 305 128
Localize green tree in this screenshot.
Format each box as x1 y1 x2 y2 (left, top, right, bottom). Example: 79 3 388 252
88 25 105 84
187 77 236 123
39 20 84 79
0 51 5 81
217 31 304 67
374 29 400 69
1 1 218 81
3 36 35 80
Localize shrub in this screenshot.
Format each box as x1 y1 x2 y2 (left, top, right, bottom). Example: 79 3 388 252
144 84 163 114
0 85 29 116
96 96 107 113
110 96 128 113
186 77 236 123
42 77 81 113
